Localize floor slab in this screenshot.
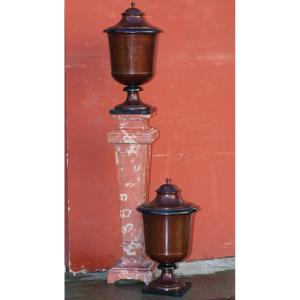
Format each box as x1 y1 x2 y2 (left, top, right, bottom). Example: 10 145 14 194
65 270 235 300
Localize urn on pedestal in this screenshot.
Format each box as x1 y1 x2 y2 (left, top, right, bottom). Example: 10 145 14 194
104 2 161 115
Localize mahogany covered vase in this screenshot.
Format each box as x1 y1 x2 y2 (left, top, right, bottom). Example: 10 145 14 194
137 179 198 296
104 3 161 114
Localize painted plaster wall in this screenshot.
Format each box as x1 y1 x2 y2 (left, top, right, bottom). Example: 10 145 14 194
65 0 235 272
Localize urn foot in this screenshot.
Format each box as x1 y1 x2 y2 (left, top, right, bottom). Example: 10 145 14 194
142 263 191 297
142 283 191 297
110 86 156 115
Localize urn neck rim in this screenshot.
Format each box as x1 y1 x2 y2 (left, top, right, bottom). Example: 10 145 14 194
137 206 198 215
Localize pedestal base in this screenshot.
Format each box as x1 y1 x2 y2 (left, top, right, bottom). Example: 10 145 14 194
107 258 156 284
142 282 191 297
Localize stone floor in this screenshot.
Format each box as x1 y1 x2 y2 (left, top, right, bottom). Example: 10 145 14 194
65 270 235 300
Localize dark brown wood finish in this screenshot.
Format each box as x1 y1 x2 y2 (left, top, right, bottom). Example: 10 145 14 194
143 214 191 264
107 33 157 86
142 214 192 294
137 180 198 296
104 5 161 114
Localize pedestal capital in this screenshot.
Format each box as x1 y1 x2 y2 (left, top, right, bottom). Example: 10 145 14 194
107 113 159 144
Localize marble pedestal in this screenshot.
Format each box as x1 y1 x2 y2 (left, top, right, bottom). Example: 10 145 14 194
107 114 158 284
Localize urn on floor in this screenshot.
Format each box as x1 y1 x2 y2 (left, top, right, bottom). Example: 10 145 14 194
137 179 198 296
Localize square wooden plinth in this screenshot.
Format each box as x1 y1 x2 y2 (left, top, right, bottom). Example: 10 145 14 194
142 282 192 297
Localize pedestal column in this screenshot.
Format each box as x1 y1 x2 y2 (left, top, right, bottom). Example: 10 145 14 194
107 113 158 284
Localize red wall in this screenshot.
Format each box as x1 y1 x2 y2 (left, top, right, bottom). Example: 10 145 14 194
65 0 235 272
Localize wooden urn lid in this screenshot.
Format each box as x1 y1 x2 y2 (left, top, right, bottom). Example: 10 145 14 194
103 2 162 34
137 179 198 215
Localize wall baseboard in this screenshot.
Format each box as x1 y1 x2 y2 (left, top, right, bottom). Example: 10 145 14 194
176 257 235 276
66 257 235 280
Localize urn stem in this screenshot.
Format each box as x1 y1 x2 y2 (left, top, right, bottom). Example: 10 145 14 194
124 86 142 106
157 263 178 285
